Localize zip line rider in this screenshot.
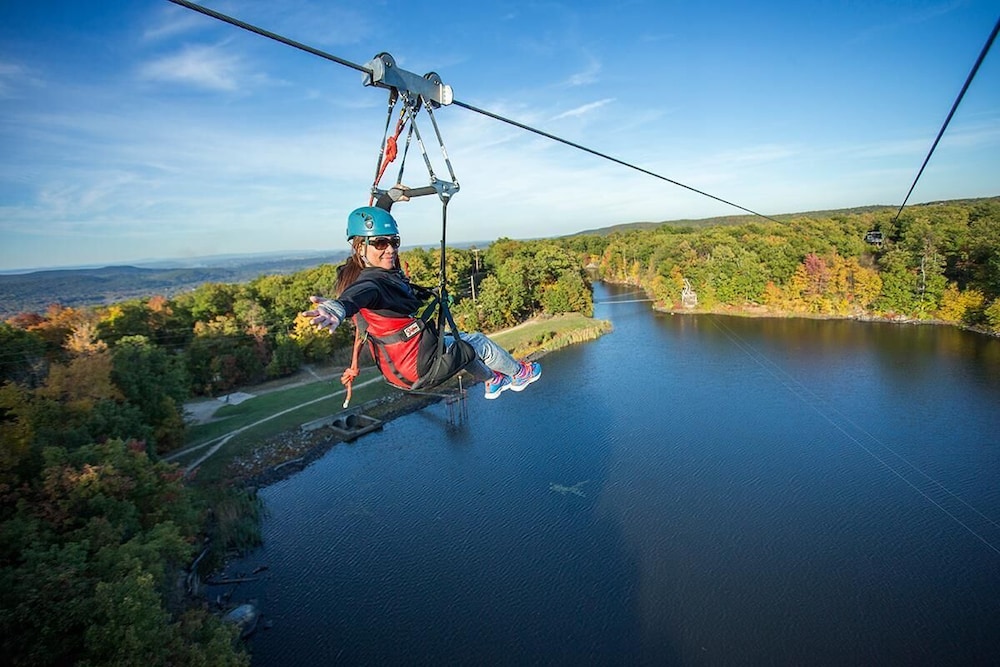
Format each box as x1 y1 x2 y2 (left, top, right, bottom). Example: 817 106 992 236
302 191 541 400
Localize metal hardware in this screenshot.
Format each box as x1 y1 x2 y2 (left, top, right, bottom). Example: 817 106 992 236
363 53 454 106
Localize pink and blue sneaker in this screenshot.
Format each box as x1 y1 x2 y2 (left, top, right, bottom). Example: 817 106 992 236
484 371 512 399
509 360 541 392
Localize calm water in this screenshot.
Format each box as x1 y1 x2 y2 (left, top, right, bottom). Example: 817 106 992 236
224 283 1000 665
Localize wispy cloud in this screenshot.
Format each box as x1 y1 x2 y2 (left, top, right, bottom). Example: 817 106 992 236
138 43 245 91
708 143 800 166
142 5 213 42
0 60 42 98
564 58 602 87
550 98 615 121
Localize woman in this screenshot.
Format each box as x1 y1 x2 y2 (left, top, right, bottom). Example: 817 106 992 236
303 205 541 400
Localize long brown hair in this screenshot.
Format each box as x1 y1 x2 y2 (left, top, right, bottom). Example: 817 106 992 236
334 238 367 296
334 237 403 296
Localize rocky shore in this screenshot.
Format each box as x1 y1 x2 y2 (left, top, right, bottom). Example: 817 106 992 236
228 390 447 489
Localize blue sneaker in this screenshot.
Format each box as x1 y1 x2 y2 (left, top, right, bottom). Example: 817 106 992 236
509 360 541 392
484 371 512 399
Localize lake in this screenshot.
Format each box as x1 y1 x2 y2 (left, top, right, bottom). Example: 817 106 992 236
222 283 1000 665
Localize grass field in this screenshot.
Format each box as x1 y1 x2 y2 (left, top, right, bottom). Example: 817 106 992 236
491 312 613 358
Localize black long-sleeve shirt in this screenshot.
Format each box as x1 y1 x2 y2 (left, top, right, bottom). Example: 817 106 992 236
336 267 427 319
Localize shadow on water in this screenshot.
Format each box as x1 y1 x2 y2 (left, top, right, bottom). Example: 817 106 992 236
222 283 1000 665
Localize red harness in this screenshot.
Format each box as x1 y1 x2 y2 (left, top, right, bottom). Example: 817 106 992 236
339 291 478 407
358 308 427 389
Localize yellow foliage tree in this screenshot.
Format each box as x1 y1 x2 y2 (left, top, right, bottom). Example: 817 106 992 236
38 351 123 412
936 283 985 323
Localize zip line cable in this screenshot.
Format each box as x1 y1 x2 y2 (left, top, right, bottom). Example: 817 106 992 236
165 0 368 75
165 0 780 224
893 13 1000 223
451 99 782 223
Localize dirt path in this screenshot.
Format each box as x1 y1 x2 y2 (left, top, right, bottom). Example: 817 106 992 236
182 363 342 426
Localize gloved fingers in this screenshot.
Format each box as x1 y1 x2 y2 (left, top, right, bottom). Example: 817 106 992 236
304 297 345 333
310 314 340 331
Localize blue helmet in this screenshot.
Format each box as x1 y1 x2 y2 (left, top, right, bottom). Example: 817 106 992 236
346 206 399 240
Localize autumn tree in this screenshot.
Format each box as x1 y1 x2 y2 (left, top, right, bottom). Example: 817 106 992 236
0 439 248 665
937 283 985 324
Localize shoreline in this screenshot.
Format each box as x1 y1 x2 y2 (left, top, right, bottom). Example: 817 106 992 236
231 390 447 489
645 301 1000 339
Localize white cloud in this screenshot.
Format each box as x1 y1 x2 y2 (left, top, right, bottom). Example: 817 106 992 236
704 143 800 167
550 98 615 121
142 6 214 42
564 58 602 87
138 44 245 91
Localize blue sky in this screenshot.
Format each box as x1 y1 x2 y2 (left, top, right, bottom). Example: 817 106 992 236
1 1 998 272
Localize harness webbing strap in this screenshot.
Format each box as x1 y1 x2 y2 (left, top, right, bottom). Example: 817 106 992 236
370 339 411 389
340 315 366 408
371 109 407 203
369 90 399 205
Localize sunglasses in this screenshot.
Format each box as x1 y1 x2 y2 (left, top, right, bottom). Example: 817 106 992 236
368 236 401 250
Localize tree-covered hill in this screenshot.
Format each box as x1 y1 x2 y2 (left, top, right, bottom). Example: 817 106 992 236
573 199 994 237
562 196 1000 333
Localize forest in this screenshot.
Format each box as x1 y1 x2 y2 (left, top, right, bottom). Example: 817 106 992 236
1 196 997 664
578 197 1000 329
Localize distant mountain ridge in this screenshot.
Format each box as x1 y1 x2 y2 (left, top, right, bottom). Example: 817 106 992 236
572 198 995 236
0 252 350 318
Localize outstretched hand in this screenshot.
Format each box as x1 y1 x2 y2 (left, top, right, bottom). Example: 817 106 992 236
302 296 344 333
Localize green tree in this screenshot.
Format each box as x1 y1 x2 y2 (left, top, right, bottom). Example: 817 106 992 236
97 300 154 346
540 270 592 315
984 298 1000 333
474 275 517 330
177 282 241 322
877 248 918 315
267 333 304 378
111 336 188 452
708 244 767 304
0 382 35 492
966 203 1000 297
0 322 46 386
